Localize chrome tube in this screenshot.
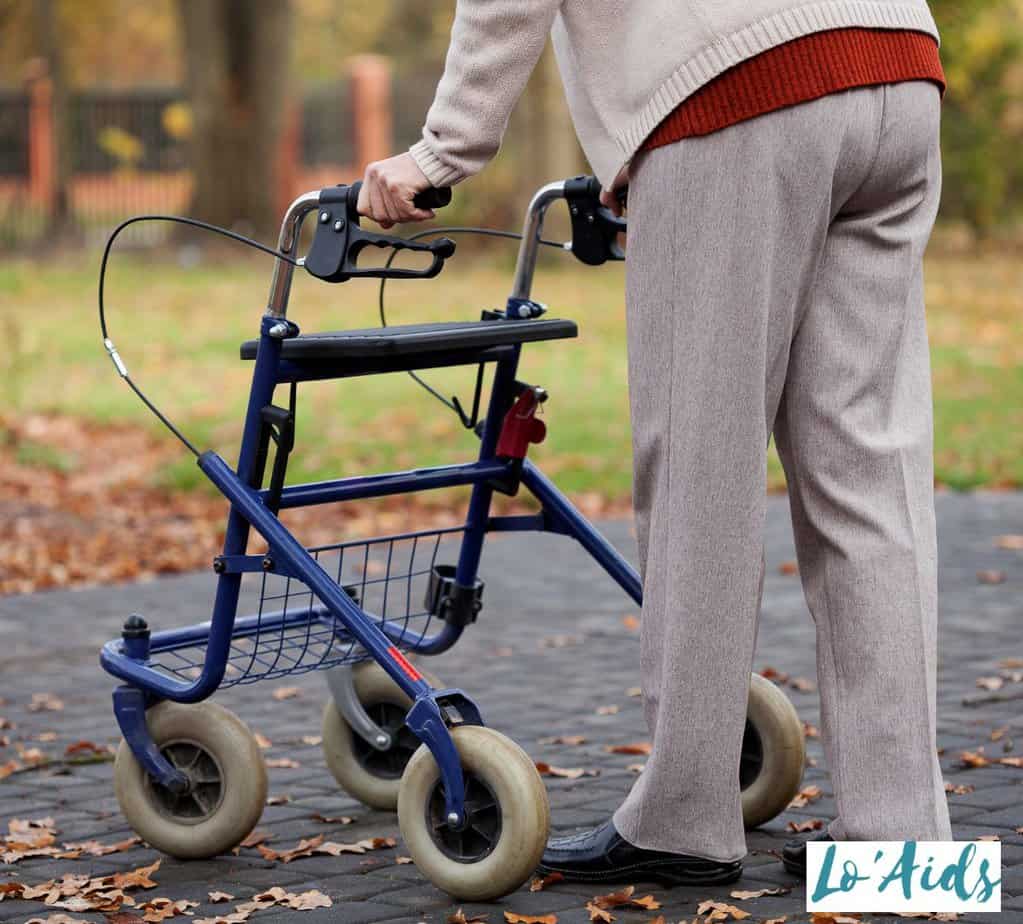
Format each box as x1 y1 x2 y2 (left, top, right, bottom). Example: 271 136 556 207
266 190 321 318
510 180 566 301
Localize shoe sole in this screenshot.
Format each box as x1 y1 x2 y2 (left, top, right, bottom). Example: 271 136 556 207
536 860 743 888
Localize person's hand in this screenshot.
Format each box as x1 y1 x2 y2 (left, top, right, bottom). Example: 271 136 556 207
356 152 435 229
599 164 629 217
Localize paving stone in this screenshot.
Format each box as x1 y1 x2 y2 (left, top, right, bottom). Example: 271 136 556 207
0 497 1019 922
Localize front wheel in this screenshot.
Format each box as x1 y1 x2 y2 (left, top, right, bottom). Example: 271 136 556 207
741 672 806 829
113 701 267 859
397 725 550 901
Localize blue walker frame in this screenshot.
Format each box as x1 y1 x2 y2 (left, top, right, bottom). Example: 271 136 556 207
100 177 640 830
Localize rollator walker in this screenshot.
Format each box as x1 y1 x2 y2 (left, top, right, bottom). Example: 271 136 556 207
99 177 806 900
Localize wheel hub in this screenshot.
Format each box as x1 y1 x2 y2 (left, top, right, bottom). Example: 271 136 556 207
426 772 502 863
145 739 225 823
351 701 419 779
739 718 765 790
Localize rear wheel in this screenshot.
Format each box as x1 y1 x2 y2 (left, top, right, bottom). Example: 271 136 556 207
322 660 442 810
741 672 806 828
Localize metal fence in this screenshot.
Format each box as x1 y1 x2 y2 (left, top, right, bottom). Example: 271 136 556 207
0 77 379 249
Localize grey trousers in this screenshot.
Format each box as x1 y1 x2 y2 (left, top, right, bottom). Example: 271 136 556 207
613 81 952 861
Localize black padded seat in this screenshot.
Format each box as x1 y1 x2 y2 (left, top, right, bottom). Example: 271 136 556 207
241 318 577 361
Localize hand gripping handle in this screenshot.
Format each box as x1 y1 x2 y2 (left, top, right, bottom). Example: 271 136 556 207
304 183 456 283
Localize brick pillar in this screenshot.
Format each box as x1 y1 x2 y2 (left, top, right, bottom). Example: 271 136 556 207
26 71 55 210
275 100 302 215
349 55 392 172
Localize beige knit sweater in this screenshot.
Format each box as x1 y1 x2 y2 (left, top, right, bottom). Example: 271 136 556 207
409 0 939 189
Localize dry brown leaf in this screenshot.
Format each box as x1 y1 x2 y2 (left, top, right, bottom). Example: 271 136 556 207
254 733 272 749
787 818 825 833
282 890 331 910
300 735 322 745
264 757 300 769
504 914 557 924
590 885 660 911
626 687 642 697
257 834 324 863
790 676 816 692
810 915 862 923
976 676 1005 691
538 735 587 746
995 535 1023 550
239 829 273 848
265 794 290 805
271 686 301 701
208 891 234 903
763 918 788 924
778 560 799 575
534 762 599 779
944 782 975 795
960 749 991 768
788 784 824 807
977 570 1006 585
314 836 396 856
990 726 1009 742
310 813 353 824
759 666 790 683
449 910 489 924
63 740 114 758
730 887 790 899
585 902 613 923
696 899 751 920
28 693 64 712
26 916 93 924
395 855 414 864
60 836 140 856
529 872 564 891
604 742 652 755
996 756 1023 767
803 722 820 738
622 615 640 630
626 763 645 774
998 657 1023 669
595 705 619 715
138 897 200 921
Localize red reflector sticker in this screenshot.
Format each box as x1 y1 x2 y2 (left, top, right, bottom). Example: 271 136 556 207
388 646 422 682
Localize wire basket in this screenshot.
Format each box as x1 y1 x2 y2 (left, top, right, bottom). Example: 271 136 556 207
145 526 465 687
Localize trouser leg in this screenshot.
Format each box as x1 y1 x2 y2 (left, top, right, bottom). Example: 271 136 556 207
772 81 951 842
613 95 851 859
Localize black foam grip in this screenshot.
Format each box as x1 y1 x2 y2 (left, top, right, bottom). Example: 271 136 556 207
413 187 452 210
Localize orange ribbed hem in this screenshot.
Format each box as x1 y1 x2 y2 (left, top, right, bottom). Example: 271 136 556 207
642 28 945 150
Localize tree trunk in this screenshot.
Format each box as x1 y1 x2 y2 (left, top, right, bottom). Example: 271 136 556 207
32 0 71 229
176 0 293 238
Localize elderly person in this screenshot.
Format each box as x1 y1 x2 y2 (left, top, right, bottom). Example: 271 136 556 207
358 0 950 886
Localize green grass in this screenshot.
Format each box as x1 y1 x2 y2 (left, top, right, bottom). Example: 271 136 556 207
2 245 1020 496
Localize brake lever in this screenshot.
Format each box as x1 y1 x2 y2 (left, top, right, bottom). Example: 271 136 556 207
563 174 627 266
304 183 456 283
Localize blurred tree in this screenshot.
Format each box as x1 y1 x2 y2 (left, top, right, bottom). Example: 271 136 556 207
932 0 1023 234
31 0 71 232
176 0 292 236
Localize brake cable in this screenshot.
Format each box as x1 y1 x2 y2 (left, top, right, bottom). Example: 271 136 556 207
100 216 564 455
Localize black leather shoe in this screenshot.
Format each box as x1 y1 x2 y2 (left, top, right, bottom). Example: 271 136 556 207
537 819 742 886
782 830 833 878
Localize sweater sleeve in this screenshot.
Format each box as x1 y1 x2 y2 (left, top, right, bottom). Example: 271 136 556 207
409 0 563 187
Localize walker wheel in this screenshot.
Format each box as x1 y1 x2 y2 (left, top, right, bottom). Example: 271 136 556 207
113 701 267 859
397 725 550 901
741 672 806 828
322 660 442 810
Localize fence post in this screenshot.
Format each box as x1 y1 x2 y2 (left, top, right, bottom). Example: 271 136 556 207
26 66 55 212
276 100 302 214
349 55 392 173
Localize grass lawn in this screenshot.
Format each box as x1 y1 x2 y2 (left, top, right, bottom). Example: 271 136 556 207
2 243 1021 499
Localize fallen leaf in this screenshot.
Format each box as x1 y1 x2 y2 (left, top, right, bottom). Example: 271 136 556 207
265 794 290 805
538 735 587 746
264 757 300 769
300 735 322 745
271 686 301 701
208 891 234 903
996 756 1023 767
239 829 273 847
789 677 816 692
449 910 489 923
944 782 975 795
697 900 751 920
779 560 799 575
529 872 564 891
622 615 640 630
534 762 599 779
590 885 660 911
977 570 1006 585
310 813 353 824
625 687 642 697
994 535 1023 550
759 667 790 683
504 914 557 924
810 916 862 924
605 742 652 756
257 834 324 863
998 657 1023 669
254 733 272 749
64 741 114 758
138 897 200 921
959 750 990 768
28 693 64 712
786 818 825 833
626 763 645 774
731 887 791 899
395 855 414 864
282 890 331 910
976 676 1005 691
788 784 824 808
991 726 1009 742
803 722 820 738
595 705 619 716
0 717 14 729
584 902 613 923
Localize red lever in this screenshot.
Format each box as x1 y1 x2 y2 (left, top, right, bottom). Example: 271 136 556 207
496 389 546 460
